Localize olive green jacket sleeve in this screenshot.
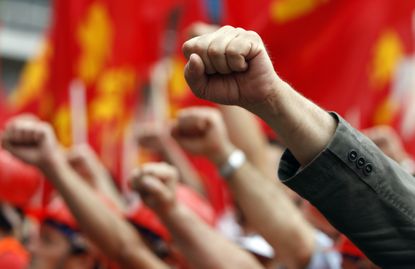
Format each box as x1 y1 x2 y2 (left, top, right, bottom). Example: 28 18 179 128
278 113 415 269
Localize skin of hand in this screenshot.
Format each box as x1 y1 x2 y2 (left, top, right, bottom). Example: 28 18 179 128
1 118 60 170
130 162 265 269
182 25 337 166
172 107 316 269
171 107 235 165
66 144 126 210
129 162 178 215
2 118 170 269
182 25 280 109
363 125 411 164
135 122 170 154
186 22 220 39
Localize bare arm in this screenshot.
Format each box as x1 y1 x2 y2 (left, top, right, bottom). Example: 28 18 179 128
1 119 169 269
182 25 336 166
172 108 315 269
131 163 264 269
219 105 274 179
67 144 126 210
136 123 206 195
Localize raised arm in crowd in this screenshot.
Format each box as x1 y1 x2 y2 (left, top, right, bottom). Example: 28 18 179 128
181 25 415 268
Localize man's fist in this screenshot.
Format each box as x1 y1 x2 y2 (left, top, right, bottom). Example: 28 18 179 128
171 107 234 164
135 122 170 154
130 163 178 214
1 118 58 169
182 25 280 108
364 125 411 164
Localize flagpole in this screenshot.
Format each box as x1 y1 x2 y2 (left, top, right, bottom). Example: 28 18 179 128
69 79 88 146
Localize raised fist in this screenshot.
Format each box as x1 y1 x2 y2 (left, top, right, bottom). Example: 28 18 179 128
130 163 178 214
171 107 234 164
364 125 411 164
1 118 59 169
182 25 280 108
135 122 170 154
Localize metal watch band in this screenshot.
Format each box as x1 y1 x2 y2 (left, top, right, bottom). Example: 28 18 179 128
219 149 246 178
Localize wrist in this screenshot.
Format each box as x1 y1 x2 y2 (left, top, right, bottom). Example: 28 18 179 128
157 201 184 225
245 76 286 120
207 142 236 166
39 148 66 174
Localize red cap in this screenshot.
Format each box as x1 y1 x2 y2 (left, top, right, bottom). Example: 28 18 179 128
40 197 78 230
128 184 216 241
0 237 29 269
337 235 365 258
0 149 44 207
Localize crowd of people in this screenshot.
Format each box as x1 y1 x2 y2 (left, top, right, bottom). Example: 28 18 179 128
0 24 414 269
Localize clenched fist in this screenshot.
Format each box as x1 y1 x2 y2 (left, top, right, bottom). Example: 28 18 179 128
182 25 280 108
130 163 179 214
171 107 234 164
1 118 59 169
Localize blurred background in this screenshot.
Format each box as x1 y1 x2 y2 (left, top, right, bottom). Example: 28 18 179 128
0 0 50 91
1 0 415 177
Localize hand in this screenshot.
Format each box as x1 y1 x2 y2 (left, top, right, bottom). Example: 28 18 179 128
186 22 220 39
1 118 59 169
130 163 178 214
171 107 234 164
67 144 102 186
182 25 281 109
363 125 410 163
135 122 170 154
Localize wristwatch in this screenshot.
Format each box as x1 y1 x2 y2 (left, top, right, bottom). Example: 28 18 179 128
219 149 246 178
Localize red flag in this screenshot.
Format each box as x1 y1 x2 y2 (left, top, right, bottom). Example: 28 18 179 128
223 0 415 155
9 0 207 179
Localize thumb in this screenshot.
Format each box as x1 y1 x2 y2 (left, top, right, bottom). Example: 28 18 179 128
141 176 173 205
184 54 208 97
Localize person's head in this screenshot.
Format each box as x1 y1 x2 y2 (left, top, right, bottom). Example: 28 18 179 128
28 199 97 269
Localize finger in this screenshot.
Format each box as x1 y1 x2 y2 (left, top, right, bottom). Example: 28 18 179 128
141 162 178 183
139 175 172 208
183 36 216 74
177 114 209 137
20 122 37 144
207 26 241 74
226 30 263 72
129 167 142 191
184 54 208 99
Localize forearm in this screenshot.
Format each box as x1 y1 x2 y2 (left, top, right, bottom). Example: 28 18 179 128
161 139 206 196
211 145 314 268
231 162 314 268
92 170 126 211
279 114 415 267
41 151 168 269
249 80 337 166
159 203 263 269
220 105 274 178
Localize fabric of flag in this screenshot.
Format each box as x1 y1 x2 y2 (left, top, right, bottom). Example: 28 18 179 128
222 0 415 155
8 0 207 178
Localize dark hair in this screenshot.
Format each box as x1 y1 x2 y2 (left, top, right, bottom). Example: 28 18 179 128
0 211 13 233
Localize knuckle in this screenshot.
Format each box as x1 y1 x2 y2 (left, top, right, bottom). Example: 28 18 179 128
220 25 234 31
225 46 240 57
207 44 222 58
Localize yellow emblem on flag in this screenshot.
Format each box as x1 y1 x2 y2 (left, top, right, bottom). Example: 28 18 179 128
53 105 72 146
77 2 113 84
90 67 137 123
373 97 399 125
270 0 328 23
9 42 52 109
369 30 404 89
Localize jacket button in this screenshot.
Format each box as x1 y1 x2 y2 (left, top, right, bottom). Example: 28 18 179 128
363 163 373 176
348 150 358 162
356 157 366 168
